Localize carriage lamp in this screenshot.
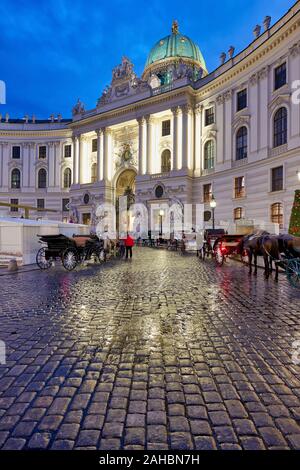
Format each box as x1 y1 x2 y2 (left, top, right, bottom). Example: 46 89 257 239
210 196 217 229
159 209 164 237
297 170 300 182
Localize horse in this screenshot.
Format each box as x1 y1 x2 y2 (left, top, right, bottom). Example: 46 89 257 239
239 231 280 279
240 232 300 281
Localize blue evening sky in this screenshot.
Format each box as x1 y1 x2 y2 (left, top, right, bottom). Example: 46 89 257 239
0 0 296 118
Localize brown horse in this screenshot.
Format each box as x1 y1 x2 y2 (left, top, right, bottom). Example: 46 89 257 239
239 231 280 280
240 232 300 281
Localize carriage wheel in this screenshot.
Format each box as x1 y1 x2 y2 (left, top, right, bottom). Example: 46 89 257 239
215 246 224 266
36 247 52 270
62 248 78 271
286 259 300 288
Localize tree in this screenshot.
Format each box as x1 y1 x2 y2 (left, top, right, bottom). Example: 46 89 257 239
289 190 300 237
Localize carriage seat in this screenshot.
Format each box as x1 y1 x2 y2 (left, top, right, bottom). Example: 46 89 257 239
71 236 92 248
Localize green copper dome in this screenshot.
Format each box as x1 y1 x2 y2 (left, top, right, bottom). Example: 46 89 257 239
144 21 207 73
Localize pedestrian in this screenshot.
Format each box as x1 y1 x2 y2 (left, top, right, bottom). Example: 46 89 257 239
125 233 134 259
119 237 126 258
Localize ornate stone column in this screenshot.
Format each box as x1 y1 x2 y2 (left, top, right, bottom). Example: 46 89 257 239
145 115 154 175
72 135 79 184
181 104 193 170
78 135 84 184
194 104 202 174
54 141 61 188
103 127 112 181
96 129 102 181
29 143 36 188
22 142 30 187
48 142 55 187
137 117 145 175
171 107 180 170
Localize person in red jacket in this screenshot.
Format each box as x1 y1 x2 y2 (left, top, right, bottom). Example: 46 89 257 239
125 233 134 259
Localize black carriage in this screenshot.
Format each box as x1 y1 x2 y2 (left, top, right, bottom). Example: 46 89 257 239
200 230 247 266
200 229 225 261
36 234 104 271
213 233 246 266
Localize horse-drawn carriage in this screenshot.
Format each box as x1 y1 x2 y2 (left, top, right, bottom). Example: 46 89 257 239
200 229 300 288
36 234 105 271
200 229 246 266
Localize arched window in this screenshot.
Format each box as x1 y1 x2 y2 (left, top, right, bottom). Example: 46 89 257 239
204 140 215 170
91 163 97 183
161 149 171 173
11 168 21 189
63 168 72 188
271 202 283 228
234 207 244 221
236 127 248 160
38 168 47 189
273 107 287 148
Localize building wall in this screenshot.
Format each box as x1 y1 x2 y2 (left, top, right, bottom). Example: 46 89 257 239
0 2 300 231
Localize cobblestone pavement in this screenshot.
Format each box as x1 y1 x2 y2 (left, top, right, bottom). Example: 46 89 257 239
0 248 300 450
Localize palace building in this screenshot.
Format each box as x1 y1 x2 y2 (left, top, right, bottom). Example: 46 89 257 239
1 2 300 231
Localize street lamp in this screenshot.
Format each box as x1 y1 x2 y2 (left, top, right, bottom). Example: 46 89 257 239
210 195 217 230
159 209 164 237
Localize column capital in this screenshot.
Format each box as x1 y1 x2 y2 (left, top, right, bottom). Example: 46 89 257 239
95 128 102 137
194 103 203 115
171 106 181 116
145 114 155 125
181 104 193 115
137 116 146 125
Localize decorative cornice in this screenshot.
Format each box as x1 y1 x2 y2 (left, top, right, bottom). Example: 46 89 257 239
268 92 291 114
232 114 251 131
289 40 300 57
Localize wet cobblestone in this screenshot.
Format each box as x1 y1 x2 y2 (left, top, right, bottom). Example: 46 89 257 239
0 247 300 449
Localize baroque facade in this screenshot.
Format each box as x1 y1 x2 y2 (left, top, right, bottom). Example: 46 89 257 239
1 3 300 232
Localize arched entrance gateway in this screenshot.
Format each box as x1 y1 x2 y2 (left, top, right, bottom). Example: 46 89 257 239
115 169 136 233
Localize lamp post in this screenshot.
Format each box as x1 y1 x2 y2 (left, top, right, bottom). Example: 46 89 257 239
159 209 164 237
210 195 216 230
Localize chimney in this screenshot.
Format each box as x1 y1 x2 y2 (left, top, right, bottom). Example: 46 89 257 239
32 115 36 123
263 16 271 31
220 52 226 65
228 46 235 59
253 25 261 39
5 113 9 122
57 113 62 122
24 115 29 123
50 114 55 122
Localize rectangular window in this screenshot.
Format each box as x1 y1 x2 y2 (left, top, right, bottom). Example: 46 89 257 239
12 146 20 159
62 198 70 212
271 203 283 228
203 183 212 203
37 199 45 209
271 166 283 192
92 139 98 152
64 144 72 158
237 89 247 111
162 120 171 136
10 199 18 212
39 146 47 159
234 176 245 198
234 207 244 221
205 107 214 126
274 63 286 90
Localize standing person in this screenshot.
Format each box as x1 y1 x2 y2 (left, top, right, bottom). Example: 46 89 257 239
125 233 134 259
